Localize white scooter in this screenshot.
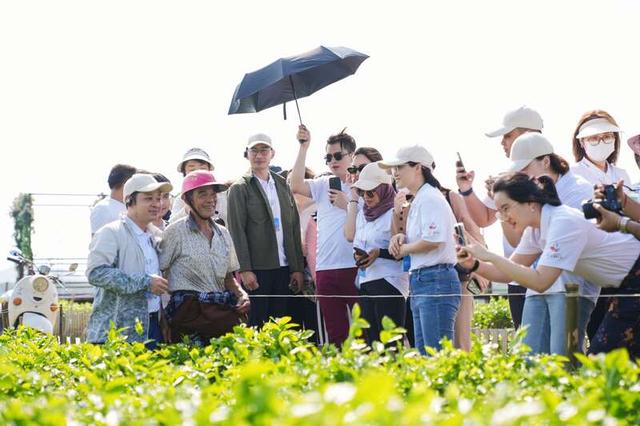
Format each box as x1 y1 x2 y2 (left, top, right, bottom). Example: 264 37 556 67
0 249 59 334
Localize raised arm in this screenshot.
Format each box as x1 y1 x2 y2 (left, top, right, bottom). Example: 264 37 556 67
290 125 312 198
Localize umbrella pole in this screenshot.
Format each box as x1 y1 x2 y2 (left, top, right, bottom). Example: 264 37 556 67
289 76 303 125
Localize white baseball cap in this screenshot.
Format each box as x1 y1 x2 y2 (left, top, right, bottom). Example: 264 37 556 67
352 162 393 191
177 148 213 173
247 133 273 149
378 145 434 170
124 174 173 199
507 133 555 172
576 118 621 139
485 106 544 138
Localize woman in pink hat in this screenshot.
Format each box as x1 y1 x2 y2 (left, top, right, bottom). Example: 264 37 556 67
159 170 250 345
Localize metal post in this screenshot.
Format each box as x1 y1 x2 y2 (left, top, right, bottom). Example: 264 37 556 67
565 283 579 368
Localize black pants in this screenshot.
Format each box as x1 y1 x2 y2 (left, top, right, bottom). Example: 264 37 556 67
146 312 162 350
288 296 320 345
586 287 618 342
358 278 406 345
508 284 527 329
248 267 292 328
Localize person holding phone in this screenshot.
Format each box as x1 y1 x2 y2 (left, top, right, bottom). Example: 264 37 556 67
457 173 640 358
343 163 408 345
381 146 461 354
290 125 359 346
455 106 544 330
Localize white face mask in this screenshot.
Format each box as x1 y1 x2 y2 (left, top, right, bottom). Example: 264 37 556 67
584 142 615 163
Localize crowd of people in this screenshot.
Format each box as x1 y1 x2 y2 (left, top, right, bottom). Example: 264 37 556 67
85 106 640 358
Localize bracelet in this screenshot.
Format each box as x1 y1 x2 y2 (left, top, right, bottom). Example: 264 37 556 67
469 259 480 273
619 216 630 233
458 187 473 196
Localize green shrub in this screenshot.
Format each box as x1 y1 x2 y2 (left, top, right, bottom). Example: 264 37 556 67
473 297 513 329
0 308 638 425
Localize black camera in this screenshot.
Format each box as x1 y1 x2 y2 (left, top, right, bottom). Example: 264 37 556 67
582 184 623 220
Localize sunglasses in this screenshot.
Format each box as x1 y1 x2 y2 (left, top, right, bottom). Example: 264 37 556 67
356 189 376 198
347 164 367 175
324 151 349 164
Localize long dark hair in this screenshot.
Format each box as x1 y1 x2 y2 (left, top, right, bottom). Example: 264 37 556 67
492 173 561 206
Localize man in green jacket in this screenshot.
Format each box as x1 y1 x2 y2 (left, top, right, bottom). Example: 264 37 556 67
227 133 305 327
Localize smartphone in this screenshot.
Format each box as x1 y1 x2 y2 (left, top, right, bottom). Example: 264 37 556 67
454 222 466 246
456 152 465 171
466 278 482 295
353 247 367 257
329 176 341 192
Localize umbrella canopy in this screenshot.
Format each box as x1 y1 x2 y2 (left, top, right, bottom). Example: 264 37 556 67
228 46 369 123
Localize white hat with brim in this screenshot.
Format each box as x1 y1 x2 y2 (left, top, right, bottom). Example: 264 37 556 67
176 148 213 173
124 174 173 199
378 145 434 170
352 163 393 191
485 106 544 138
507 133 555 172
576 118 621 139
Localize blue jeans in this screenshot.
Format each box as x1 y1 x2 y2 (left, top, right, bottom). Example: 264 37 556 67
521 293 566 355
410 264 460 354
577 296 596 353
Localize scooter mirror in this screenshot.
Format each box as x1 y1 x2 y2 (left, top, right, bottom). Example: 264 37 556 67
37 264 51 275
68 263 78 273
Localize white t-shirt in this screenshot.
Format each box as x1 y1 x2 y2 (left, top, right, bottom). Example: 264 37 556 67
90 197 125 234
354 209 409 297
126 217 161 313
554 170 600 300
256 174 287 267
406 184 457 270
307 175 356 271
514 204 640 288
571 158 631 187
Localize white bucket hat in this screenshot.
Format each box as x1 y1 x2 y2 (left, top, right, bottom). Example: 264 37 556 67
124 174 173 198
352 163 393 191
576 118 621 139
176 148 213 172
507 133 554 172
486 106 544 138
378 145 434 170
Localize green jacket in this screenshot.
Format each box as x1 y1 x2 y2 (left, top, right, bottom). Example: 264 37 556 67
227 171 304 273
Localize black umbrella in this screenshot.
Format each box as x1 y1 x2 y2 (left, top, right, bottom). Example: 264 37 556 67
228 46 369 124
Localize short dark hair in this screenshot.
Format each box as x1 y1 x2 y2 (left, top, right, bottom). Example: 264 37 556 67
108 164 137 190
153 173 171 184
326 128 356 153
354 147 383 162
125 191 140 208
534 153 570 176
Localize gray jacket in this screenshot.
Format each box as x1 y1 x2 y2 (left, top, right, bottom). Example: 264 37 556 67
85 217 162 343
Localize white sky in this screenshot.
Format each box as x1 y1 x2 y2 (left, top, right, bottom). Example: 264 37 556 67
1 0 640 273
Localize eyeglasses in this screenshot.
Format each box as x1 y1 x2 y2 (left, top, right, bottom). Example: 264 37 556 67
391 162 417 174
494 202 517 222
582 134 616 147
249 147 272 156
347 164 367 175
324 151 349 164
356 189 376 198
